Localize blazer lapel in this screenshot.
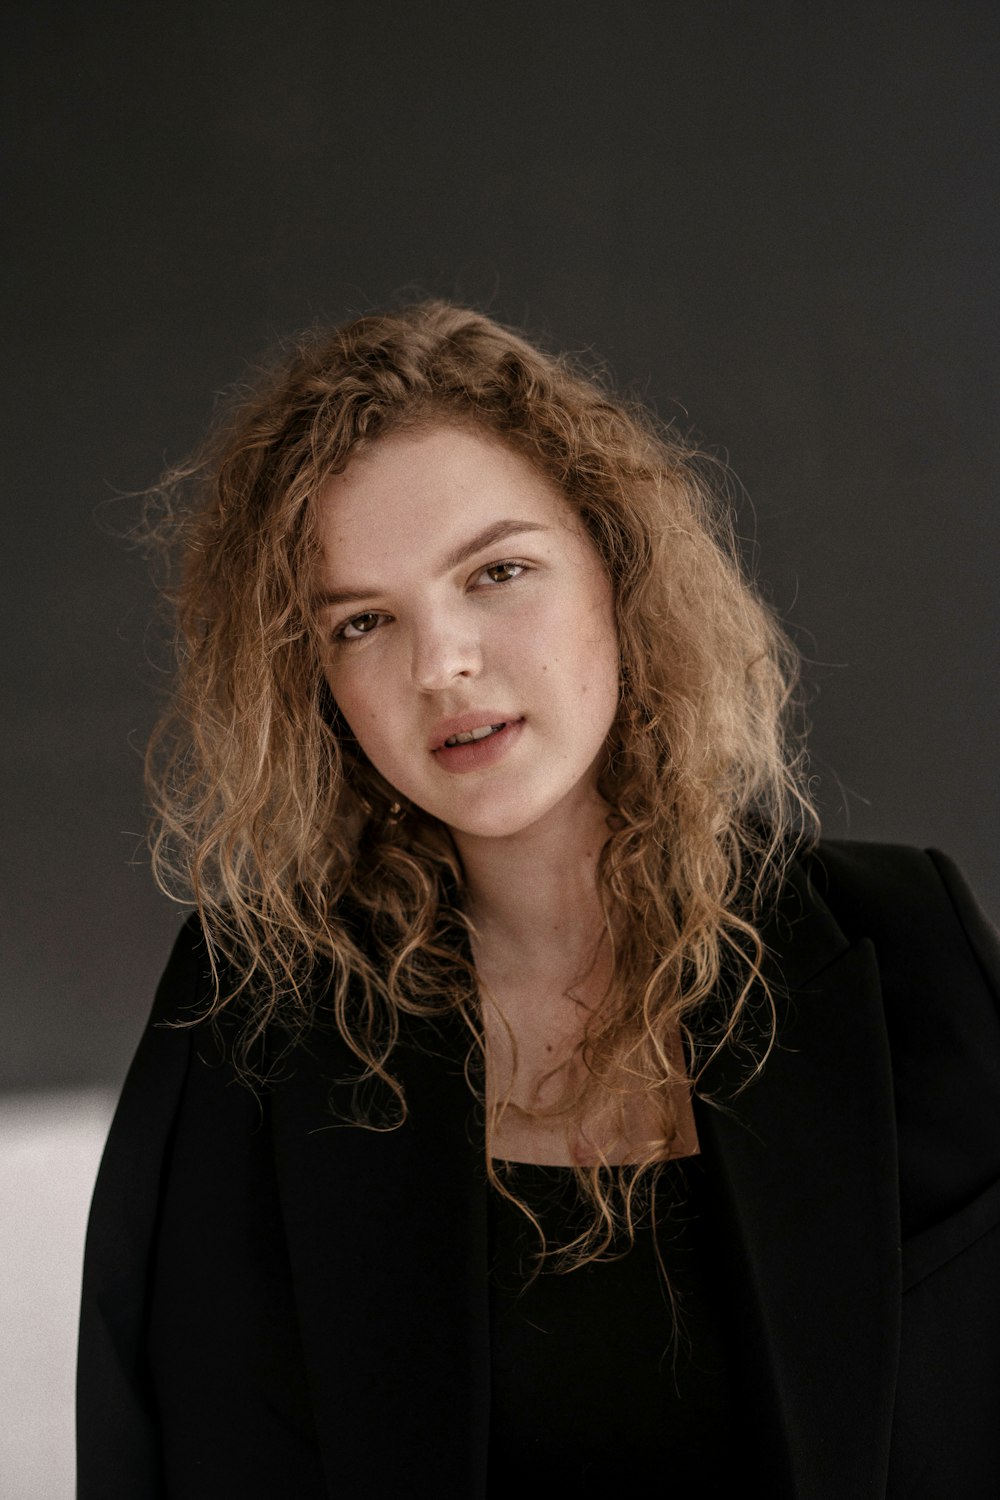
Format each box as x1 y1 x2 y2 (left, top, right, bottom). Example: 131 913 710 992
695 866 901 1498
271 1002 491 1497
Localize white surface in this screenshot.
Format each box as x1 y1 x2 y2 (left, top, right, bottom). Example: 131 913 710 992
0 1089 115 1500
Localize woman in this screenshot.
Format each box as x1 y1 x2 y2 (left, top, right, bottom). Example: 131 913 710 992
78 302 1000 1498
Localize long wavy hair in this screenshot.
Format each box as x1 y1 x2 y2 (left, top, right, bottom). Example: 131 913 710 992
146 300 816 1272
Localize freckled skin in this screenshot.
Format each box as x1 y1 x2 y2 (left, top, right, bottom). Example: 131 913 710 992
315 425 620 845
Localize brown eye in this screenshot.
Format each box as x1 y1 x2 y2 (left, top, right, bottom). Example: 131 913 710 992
339 612 384 640
481 561 525 585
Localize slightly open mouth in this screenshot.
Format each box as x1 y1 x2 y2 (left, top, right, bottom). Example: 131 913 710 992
443 721 506 748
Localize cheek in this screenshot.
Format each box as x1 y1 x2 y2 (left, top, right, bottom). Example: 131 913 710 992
324 662 394 760
580 635 621 732
507 602 618 747
561 585 620 701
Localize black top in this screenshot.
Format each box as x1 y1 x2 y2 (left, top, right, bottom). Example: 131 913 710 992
486 1157 742 1494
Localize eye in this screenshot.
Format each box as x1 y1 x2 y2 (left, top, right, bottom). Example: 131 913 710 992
477 560 527 586
335 611 388 641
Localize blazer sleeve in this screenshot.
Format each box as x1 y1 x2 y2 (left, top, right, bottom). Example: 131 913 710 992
808 840 1000 1497
76 918 202 1499
77 921 329 1500
893 850 1000 1498
807 839 1000 1237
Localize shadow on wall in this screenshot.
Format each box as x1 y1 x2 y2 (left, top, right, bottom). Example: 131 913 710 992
0 1089 114 1499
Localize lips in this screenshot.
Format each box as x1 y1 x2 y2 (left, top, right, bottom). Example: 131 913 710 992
443 722 506 747
427 711 521 752
425 714 527 774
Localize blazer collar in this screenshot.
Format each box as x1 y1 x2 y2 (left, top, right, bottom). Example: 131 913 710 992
271 856 901 1498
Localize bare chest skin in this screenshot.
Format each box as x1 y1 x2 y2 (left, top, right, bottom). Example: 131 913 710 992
476 949 701 1167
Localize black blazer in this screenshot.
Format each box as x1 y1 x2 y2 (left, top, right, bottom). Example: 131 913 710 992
77 842 1000 1498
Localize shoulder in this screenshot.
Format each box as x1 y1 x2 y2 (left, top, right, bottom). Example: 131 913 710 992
93 916 210 1175
82 916 215 1274
78 918 326 1495
799 839 997 969
80 915 274 1300
78 915 214 1489
794 840 1000 1241
149 910 215 1020
795 839 1000 1054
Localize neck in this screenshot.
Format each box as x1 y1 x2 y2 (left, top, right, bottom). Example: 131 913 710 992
451 787 612 972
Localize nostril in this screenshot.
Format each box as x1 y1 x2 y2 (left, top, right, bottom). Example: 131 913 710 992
411 639 482 689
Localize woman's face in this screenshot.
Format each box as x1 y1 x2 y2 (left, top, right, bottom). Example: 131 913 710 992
314 424 620 843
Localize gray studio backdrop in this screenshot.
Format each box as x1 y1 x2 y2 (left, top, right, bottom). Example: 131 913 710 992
4 0 998 1093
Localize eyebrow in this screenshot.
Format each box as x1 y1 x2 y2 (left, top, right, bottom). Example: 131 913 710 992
313 518 551 610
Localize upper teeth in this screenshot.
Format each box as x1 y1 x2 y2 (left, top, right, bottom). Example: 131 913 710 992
445 722 506 747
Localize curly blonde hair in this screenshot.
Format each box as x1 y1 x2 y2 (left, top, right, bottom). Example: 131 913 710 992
146 300 816 1271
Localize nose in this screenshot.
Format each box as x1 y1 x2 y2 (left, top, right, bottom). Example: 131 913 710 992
409 610 482 691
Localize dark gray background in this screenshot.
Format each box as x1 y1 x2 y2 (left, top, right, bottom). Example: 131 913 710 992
3 0 997 1093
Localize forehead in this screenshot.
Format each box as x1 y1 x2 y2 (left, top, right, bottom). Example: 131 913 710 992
313 423 581 578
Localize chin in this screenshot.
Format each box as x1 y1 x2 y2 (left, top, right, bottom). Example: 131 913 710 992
436 808 534 842
460 818 539 842
435 787 572 843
